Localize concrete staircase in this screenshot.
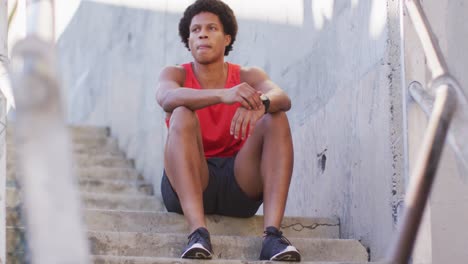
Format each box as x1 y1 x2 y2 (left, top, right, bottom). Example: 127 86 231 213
5 125 370 263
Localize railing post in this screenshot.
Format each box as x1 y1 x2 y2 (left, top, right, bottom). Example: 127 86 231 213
387 1 468 262
7 0 90 263
388 83 456 263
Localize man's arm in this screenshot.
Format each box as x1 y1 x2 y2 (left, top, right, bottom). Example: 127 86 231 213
156 66 262 113
241 67 291 113
156 66 224 112
229 67 291 140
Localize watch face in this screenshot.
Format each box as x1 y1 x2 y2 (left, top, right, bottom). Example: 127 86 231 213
260 94 270 114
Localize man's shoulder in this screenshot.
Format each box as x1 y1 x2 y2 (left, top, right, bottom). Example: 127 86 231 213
239 65 269 83
239 65 266 74
162 64 186 73
161 64 185 76
160 64 187 82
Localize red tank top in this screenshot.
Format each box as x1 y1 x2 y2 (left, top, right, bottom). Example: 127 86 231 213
166 62 245 158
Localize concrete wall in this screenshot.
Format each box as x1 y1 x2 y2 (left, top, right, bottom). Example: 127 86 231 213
56 0 404 260
403 1 468 263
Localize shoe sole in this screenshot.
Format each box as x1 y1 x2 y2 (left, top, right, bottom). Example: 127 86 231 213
270 246 301 262
181 244 213 260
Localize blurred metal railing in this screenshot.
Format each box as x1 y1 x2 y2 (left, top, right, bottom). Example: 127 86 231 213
387 0 468 263
7 0 90 263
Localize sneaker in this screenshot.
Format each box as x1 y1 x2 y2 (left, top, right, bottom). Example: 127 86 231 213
180 227 213 259
259 226 301 262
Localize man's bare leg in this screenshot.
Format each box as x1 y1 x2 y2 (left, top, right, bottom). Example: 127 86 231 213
164 106 209 233
234 111 294 229
234 111 299 261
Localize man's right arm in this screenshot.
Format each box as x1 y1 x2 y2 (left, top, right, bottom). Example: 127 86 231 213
156 66 225 113
156 66 263 113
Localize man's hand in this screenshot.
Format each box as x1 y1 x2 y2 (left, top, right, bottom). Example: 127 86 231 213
230 106 265 140
222 82 262 110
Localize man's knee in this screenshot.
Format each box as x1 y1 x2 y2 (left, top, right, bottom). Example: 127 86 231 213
262 111 290 130
169 106 199 134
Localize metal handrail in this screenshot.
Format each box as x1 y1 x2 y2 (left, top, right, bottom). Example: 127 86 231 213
387 0 468 263
7 0 90 263
387 82 456 263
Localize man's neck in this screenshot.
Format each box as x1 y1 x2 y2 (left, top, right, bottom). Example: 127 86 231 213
192 60 227 89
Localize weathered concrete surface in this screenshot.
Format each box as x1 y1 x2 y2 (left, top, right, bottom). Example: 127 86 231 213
7 223 368 263
54 0 404 260
6 187 164 211
8 166 142 182
7 208 339 239
8 154 133 169
7 125 368 264
403 1 468 263
7 124 110 137
82 210 339 238
93 255 379 264
8 135 119 150
87 231 368 262
9 178 153 196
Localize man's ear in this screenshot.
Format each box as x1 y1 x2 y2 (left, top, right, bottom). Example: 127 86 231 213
224 34 232 47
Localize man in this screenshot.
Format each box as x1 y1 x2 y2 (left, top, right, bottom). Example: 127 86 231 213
156 0 301 261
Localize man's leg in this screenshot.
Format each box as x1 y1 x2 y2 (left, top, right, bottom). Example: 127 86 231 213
234 111 300 261
164 106 209 233
234 111 294 229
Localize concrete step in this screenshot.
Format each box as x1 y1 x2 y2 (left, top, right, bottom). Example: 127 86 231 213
7 151 126 164
71 145 124 156
8 142 124 156
7 167 142 183
9 178 153 196
6 227 26 264
6 228 368 262
6 227 367 264
7 137 120 153
7 188 163 211
6 135 114 150
7 154 133 170
93 255 375 264
6 207 22 227
79 178 153 195
81 193 163 211
6 208 338 239
5 187 19 207
7 125 110 138
87 231 368 262
67 125 109 137
84 210 338 239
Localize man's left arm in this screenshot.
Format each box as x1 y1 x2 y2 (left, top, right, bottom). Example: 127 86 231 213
230 67 291 140
242 67 291 113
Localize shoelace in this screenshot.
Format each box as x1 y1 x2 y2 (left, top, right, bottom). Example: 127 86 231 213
263 228 292 246
188 228 209 244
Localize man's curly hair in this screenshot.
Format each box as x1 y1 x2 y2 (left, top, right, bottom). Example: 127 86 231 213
179 0 238 56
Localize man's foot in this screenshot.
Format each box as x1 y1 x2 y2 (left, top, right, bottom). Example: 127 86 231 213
259 226 301 262
181 227 213 259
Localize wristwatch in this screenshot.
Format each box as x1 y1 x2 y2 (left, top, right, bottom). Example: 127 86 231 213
260 94 270 114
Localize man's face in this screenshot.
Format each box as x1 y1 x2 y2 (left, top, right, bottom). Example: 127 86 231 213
188 12 231 64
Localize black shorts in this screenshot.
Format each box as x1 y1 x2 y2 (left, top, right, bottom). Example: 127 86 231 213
161 156 263 218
